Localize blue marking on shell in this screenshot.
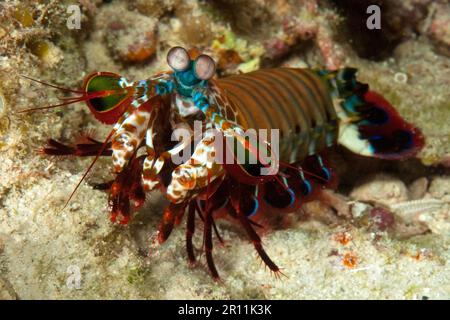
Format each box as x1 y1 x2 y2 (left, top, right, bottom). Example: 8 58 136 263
175 68 198 86
400 131 413 149
155 84 164 95
359 107 389 126
281 177 295 207
200 103 209 112
118 77 127 88
317 70 330 76
172 59 211 98
316 155 331 181
308 138 316 155
369 135 383 141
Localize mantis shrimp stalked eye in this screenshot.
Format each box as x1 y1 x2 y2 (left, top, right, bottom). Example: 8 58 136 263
23 46 424 280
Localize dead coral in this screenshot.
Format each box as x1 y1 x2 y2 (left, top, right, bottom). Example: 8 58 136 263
210 30 265 75
408 177 429 200
369 207 395 232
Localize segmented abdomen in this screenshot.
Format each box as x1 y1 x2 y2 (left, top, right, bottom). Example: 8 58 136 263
216 68 339 162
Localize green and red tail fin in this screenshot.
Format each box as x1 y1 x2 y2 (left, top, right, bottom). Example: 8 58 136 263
318 68 424 160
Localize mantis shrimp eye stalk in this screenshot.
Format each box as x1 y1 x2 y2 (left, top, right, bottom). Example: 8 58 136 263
18 72 139 210
25 45 427 280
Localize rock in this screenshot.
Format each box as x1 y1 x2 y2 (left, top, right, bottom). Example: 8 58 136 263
426 2 450 56
369 207 395 232
409 177 429 200
317 189 351 219
302 200 340 226
132 0 180 18
102 3 158 64
389 198 449 237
